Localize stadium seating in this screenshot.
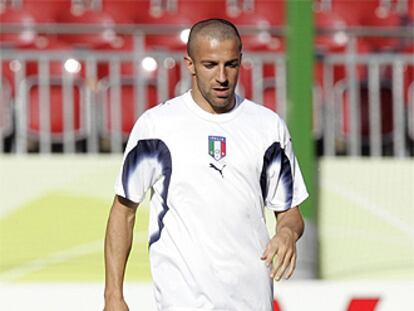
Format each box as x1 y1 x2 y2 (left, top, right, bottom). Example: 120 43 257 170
244 0 284 26
340 81 394 144
24 37 83 76
403 44 414 103
22 0 71 22
1 60 17 96
176 0 227 23
99 77 157 138
403 44 414 140
19 38 85 139
57 9 117 48
0 8 37 47
239 60 282 112
360 8 403 51
27 79 84 137
137 14 192 51
102 0 151 24
315 11 349 53
242 33 284 52
330 0 379 26
0 0 411 155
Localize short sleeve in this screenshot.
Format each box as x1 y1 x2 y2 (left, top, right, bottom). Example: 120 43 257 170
114 112 167 204
260 119 309 211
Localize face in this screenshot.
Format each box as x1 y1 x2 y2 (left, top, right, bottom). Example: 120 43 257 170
185 36 242 114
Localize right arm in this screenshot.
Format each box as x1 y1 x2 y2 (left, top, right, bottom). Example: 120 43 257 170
104 195 139 311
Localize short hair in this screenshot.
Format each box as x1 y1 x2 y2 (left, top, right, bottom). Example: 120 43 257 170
187 18 243 57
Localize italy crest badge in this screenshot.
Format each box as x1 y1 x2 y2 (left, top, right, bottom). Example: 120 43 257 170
208 136 226 161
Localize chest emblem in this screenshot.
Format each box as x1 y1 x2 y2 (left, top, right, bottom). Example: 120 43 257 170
208 136 226 161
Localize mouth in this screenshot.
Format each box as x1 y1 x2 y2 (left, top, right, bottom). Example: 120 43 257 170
213 87 230 98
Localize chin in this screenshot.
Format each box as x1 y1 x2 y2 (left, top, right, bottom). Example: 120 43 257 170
211 101 233 112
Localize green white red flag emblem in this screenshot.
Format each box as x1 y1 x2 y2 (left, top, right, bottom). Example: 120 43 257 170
208 136 226 161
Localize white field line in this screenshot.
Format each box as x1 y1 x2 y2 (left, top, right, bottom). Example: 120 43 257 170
322 226 412 244
322 180 414 240
0 232 147 281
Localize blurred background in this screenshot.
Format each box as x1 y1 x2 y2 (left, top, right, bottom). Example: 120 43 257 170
0 0 413 310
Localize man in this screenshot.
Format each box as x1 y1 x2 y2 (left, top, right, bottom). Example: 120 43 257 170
104 18 308 311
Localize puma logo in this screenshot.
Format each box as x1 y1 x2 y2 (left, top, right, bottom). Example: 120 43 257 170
209 163 226 178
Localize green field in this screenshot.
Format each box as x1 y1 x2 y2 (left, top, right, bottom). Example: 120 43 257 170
319 159 414 280
0 156 151 282
0 156 413 282
0 191 151 282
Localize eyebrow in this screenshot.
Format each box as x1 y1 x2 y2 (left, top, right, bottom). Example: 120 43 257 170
200 58 240 64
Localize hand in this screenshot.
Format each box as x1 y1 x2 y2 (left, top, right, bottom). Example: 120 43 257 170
103 297 129 311
261 228 297 281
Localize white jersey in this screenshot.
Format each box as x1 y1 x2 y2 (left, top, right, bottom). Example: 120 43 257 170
115 90 309 311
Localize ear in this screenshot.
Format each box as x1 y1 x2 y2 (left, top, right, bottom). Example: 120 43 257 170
184 55 196 75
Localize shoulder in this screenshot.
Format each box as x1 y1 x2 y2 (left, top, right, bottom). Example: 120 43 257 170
238 96 291 146
143 93 186 120
128 93 187 139
239 96 286 126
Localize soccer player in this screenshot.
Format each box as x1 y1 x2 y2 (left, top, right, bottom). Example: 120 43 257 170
104 18 308 311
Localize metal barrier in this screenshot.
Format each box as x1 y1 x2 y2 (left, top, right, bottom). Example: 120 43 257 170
319 50 414 157
0 46 413 156
0 48 287 154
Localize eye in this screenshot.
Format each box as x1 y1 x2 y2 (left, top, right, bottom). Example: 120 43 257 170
228 62 240 68
203 63 215 69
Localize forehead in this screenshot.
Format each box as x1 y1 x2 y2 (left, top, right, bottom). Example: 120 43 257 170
192 36 241 61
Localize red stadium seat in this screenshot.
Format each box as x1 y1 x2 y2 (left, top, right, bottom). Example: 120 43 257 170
95 35 135 78
226 12 272 29
225 0 284 26
57 10 117 48
1 60 18 97
99 78 157 138
331 0 379 26
360 9 403 51
177 0 227 23
19 38 86 138
136 14 192 51
244 0 284 26
315 11 349 53
314 39 370 88
28 79 84 137
103 0 151 24
340 81 394 143
239 60 282 113
2 38 81 102
0 8 37 47
226 13 282 53
95 33 181 101
403 45 414 141
402 44 414 99
24 37 83 77
23 0 71 23
242 33 284 54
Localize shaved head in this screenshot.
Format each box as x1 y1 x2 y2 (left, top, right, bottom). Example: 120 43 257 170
187 18 242 58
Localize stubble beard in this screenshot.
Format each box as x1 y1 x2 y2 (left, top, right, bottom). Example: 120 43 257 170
201 86 236 114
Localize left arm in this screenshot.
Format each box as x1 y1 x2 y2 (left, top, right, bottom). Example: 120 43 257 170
261 206 305 281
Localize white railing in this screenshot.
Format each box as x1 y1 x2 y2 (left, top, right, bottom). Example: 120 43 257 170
0 27 413 156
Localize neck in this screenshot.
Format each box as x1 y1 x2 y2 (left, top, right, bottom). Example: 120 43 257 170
190 89 236 115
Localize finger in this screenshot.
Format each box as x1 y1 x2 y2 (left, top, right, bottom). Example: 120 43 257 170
284 253 297 279
260 244 271 260
261 250 275 267
272 250 291 281
261 244 279 266
270 250 284 279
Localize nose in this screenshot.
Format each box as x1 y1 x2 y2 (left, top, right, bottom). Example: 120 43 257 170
216 65 228 84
